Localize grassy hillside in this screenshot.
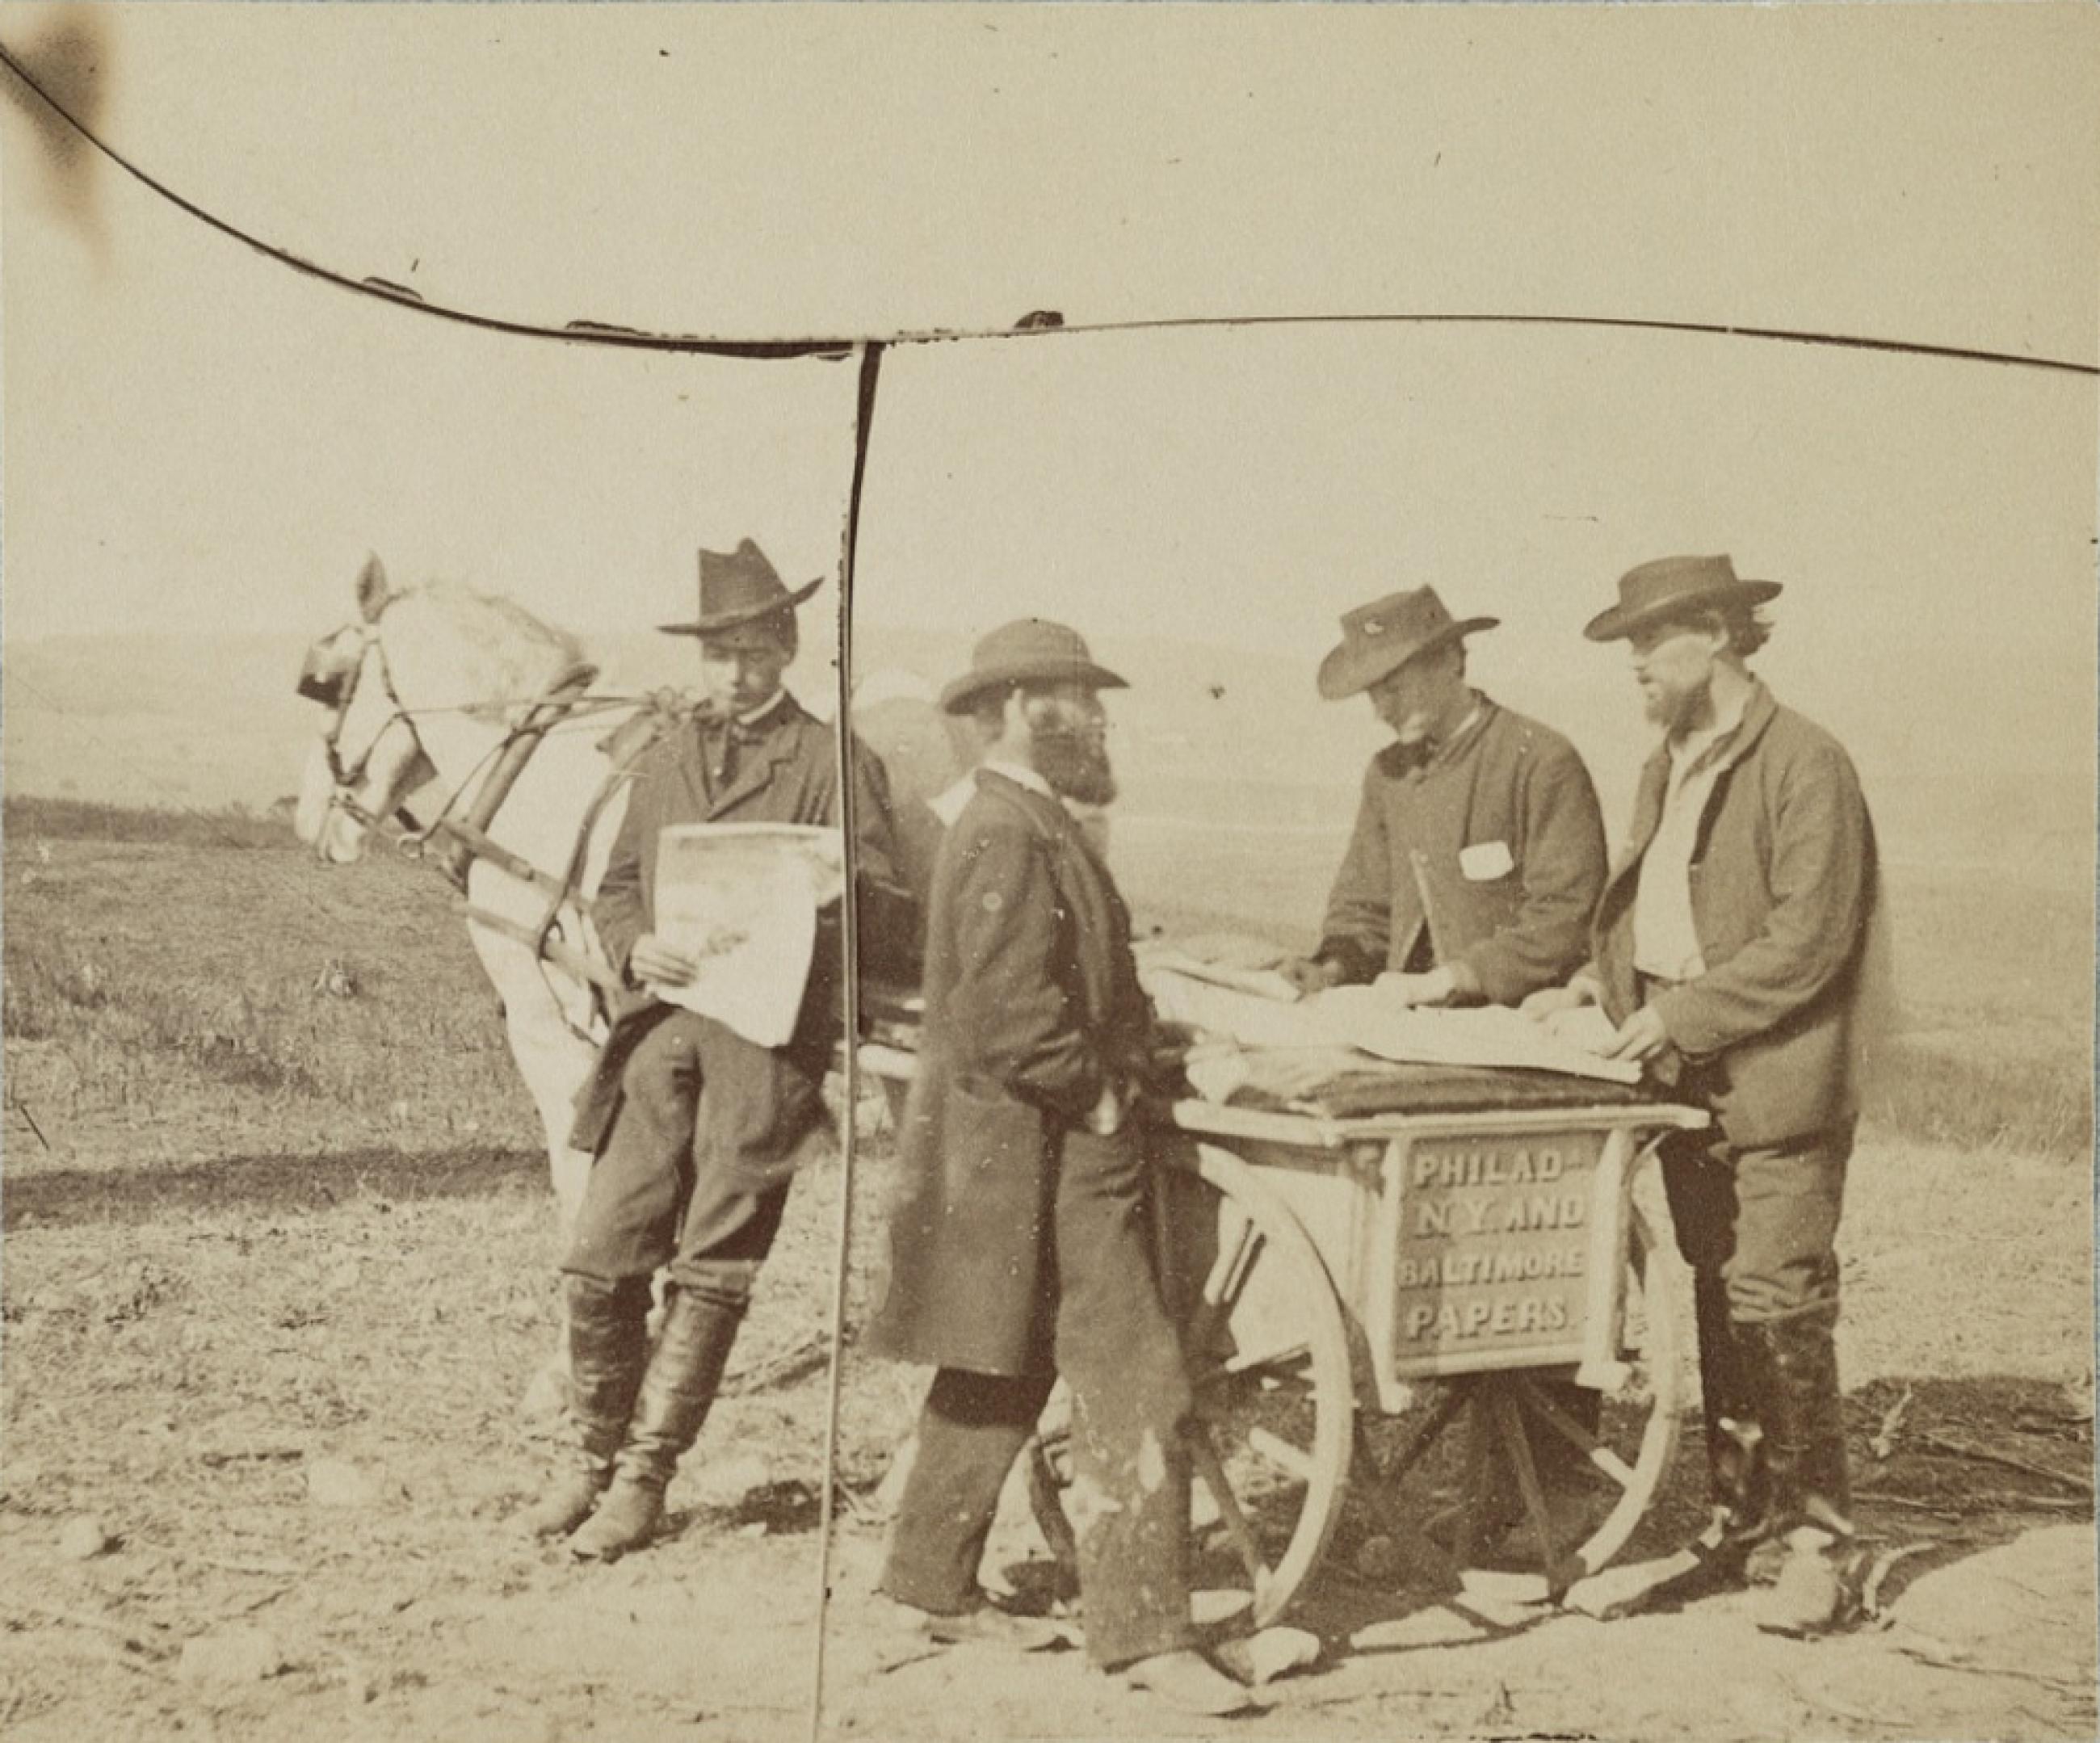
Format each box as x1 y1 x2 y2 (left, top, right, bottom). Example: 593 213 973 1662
5 795 2089 1167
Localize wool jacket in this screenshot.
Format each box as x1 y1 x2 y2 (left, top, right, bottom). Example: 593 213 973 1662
569 694 916 1153
1590 682 1879 1149
866 769 1154 1377
1318 698 1607 1006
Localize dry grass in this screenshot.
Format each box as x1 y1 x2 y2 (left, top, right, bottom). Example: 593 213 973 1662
1 800 2090 1741
1 800 854 1739
6 793 292 850
3 799 533 1164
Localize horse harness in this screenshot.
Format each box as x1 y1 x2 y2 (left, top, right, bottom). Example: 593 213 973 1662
303 624 678 1011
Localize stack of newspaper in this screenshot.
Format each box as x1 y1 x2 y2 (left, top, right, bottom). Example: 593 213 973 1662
1136 936 1639 1090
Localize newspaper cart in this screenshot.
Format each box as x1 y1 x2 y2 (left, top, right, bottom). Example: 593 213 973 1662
856 1030 1707 1629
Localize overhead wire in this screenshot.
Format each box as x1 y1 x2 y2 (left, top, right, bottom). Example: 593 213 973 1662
2 36 2094 379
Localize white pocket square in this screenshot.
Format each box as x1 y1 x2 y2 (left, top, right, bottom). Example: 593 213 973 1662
1459 840 1515 880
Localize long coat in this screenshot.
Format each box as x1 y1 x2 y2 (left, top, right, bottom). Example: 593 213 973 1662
1318 698 1606 1005
1590 682 1880 1149
865 770 1153 1378
569 695 915 1153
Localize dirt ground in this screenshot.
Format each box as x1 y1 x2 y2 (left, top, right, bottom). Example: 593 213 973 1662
3 819 2094 1741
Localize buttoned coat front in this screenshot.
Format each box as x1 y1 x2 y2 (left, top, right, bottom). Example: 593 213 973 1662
866 770 1154 1378
1590 683 1880 1149
1318 699 1607 1005
568 695 914 1155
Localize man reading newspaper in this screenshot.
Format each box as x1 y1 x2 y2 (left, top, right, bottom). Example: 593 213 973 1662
520 539 914 1560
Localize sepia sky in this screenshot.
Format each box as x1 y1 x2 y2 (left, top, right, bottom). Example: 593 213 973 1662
3 2 2096 834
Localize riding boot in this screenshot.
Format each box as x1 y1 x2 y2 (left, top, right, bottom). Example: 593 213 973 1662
1744 1313 1855 1634
519 1274 652 1539
568 1286 747 1561
1693 1274 1771 1556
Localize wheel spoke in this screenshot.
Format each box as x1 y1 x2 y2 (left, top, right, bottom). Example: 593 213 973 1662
1491 1386 1561 1565
1190 1429 1273 1594
1183 1218 1265 1356
1376 1380 1471 1486
1246 1426 1314 1481
1218 1338 1311 1379
1513 1374 1637 1491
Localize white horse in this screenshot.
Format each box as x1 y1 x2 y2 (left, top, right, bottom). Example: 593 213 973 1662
293 558 644 1324
292 557 949 1406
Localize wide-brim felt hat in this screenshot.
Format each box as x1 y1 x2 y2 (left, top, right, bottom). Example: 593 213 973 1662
1584 554 1782 642
1316 586 1498 701
939 618 1129 715
658 538 825 636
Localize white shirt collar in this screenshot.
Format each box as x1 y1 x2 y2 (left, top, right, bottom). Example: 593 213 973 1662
736 688 790 729
929 772 977 827
928 758 1065 826
979 757 1055 800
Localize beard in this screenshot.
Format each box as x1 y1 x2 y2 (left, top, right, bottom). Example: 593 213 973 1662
1642 670 1712 734
1031 721 1118 807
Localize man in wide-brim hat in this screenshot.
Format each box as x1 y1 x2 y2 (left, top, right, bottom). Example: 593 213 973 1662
1284 582 1611 1555
1525 554 1882 1634
521 538 918 1560
1285 584 1607 1010
865 620 1254 1718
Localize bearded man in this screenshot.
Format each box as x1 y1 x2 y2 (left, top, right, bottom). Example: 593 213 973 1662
1526 555 1880 1632
521 539 914 1560
866 620 1251 1718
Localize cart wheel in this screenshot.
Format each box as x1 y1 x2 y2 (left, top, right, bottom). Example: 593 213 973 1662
1027 1140 1355 1629
1359 1196 1685 1602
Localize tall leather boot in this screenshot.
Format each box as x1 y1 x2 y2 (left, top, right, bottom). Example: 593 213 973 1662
519 1274 652 1539
568 1286 747 1561
1694 1274 1771 1554
1744 1312 1854 1634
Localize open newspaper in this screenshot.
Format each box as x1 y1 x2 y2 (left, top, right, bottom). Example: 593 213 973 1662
645 823 845 1048
1142 965 1640 1086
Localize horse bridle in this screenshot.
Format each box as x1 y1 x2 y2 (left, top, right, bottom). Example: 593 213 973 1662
299 624 429 834
299 612 615 885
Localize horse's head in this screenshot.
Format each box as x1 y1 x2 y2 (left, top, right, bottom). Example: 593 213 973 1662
293 556 594 864
293 556 440 863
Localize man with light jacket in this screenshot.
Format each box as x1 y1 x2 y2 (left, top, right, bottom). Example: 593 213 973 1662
1527 553 1881 1633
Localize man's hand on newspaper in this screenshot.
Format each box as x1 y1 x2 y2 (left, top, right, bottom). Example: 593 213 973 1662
1375 968 1456 1007
1602 1005 1671 1065
1520 978 1598 1020
1279 956 1346 996
630 932 703 989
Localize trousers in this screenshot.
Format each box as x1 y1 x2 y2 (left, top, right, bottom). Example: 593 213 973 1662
1659 1124 1850 1326
562 1010 823 1300
1661 1121 1855 1535
880 1125 1196 1671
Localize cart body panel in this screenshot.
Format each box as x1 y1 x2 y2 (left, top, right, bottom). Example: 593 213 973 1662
1157 1097 1705 1414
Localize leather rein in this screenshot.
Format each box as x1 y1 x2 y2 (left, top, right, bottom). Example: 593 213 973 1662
311 632 667 1004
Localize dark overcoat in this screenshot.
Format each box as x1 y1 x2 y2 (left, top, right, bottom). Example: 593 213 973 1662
1317 698 1606 1004
569 695 915 1153
1590 682 1880 1149
865 771 1153 1378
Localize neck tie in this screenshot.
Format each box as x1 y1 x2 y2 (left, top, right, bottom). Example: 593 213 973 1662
710 720 739 790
